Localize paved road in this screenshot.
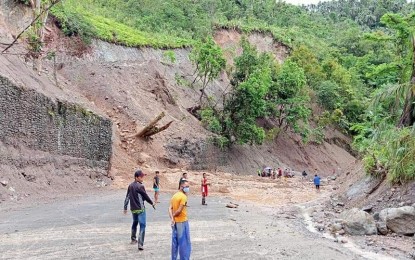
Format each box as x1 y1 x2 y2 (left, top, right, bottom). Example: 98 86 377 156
0 190 365 259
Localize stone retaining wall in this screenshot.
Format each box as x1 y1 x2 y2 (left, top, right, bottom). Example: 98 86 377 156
0 75 112 168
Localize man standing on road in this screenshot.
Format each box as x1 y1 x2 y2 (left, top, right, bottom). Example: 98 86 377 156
178 172 187 189
313 174 321 191
169 180 191 260
201 173 210 206
153 170 161 204
123 169 155 251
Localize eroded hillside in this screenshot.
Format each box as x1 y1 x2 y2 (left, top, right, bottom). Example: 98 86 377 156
0 0 358 198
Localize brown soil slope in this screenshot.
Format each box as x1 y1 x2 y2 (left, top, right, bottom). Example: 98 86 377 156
0 2 357 196
54 37 356 181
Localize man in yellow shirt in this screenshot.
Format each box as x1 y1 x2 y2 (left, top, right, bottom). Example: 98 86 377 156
169 180 191 260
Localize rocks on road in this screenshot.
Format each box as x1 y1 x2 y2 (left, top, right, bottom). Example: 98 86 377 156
379 206 415 235
339 208 377 236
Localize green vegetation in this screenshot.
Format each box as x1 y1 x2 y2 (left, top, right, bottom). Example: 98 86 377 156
190 37 226 105
51 0 192 48
45 0 415 183
200 38 310 146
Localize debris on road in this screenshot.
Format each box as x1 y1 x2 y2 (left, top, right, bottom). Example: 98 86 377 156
226 202 239 208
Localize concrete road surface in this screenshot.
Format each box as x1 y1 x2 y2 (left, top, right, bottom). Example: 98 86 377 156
0 190 367 259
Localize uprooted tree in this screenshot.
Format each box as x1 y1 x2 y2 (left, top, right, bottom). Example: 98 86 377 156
128 112 173 139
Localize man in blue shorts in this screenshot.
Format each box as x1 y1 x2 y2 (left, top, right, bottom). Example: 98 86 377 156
153 170 160 203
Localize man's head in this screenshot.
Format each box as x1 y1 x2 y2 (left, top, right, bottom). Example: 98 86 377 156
182 172 187 178
315 174 317 177
180 180 190 193
155 170 159 176
203 172 206 177
134 169 146 182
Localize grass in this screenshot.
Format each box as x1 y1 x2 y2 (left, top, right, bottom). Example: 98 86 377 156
51 0 317 50
51 3 193 48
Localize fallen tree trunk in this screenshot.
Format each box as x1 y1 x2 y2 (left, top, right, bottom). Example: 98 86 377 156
128 112 172 139
142 121 173 138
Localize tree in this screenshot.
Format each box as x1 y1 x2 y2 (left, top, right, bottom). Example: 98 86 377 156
268 59 310 134
190 37 226 106
11 0 62 73
223 67 271 144
379 13 415 127
200 39 273 146
316 81 341 111
289 45 326 88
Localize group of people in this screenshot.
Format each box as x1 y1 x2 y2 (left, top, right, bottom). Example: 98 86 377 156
257 167 294 178
123 170 210 260
257 167 322 191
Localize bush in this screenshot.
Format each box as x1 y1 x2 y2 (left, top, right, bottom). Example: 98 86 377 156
316 81 340 111
358 125 415 184
200 108 222 134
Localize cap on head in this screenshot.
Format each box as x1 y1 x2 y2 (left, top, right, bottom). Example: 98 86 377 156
134 169 145 178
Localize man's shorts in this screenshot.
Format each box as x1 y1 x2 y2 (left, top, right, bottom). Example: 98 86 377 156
154 188 160 192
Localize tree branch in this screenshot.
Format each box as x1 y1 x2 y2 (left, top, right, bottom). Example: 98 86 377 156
141 121 173 138
127 112 169 139
1 0 61 54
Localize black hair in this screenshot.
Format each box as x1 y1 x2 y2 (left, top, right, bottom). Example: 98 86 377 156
134 169 144 178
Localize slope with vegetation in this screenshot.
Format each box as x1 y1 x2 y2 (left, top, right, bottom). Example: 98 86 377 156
13 0 415 183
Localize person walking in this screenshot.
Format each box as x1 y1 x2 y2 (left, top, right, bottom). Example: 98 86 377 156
313 174 321 191
201 173 210 205
153 170 161 204
123 169 155 250
169 180 191 260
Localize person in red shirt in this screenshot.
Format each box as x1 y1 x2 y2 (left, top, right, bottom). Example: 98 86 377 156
277 167 282 178
201 173 210 205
